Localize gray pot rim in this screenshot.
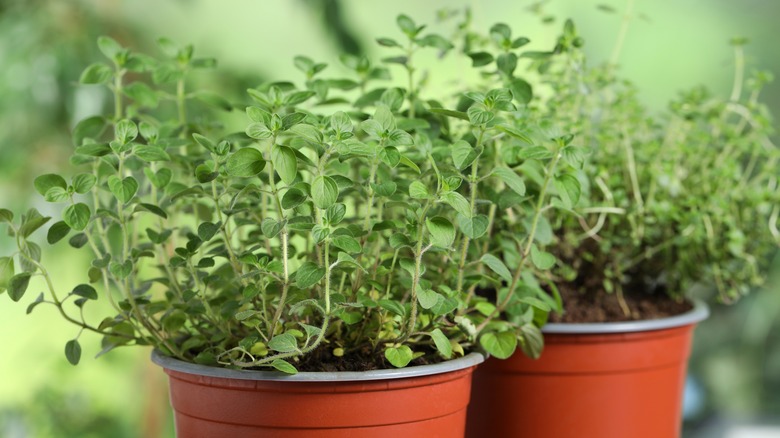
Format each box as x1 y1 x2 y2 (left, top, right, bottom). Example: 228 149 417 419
151 350 484 382
542 298 710 334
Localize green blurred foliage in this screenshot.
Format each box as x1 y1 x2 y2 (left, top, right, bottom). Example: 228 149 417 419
0 1 777 436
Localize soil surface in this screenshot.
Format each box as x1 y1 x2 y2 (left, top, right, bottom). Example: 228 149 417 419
550 282 692 323
293 343 439 373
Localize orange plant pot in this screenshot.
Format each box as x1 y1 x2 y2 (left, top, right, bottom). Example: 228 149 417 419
152 351 483 438
466 301 708 438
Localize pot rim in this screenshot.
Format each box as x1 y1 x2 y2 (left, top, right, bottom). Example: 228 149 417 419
151 350 484 382
542 298 710 334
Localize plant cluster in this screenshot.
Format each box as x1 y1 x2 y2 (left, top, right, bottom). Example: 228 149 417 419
0 15 583 372
524 21 780 316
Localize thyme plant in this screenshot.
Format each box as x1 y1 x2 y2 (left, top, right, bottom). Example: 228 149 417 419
516 18 779 317
0 15 579 372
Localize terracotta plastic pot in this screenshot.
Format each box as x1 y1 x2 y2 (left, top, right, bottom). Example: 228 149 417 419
152 351 483 438
467 300 709 438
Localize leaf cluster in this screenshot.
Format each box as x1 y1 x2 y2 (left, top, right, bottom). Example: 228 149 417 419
1 16 586 372
521 20 780 309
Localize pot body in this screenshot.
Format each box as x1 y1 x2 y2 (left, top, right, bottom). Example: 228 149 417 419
153 352 483 438
466 301 708 438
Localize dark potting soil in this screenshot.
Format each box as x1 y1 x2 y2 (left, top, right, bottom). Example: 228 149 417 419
292 343 440 373
549 282 692 323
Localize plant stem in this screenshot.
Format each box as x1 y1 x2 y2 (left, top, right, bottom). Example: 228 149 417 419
608 0 635 72
476 148 561 332
399 201 431 343
456 128 485 293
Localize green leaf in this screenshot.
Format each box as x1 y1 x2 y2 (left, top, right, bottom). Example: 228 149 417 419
480 331 517 359
481 254 512 283
496 53 518 77
311 175 339 209
417 34 454 51
261 218 282 238
289 123 323 144
47 221 71 244
492 167 526 195
296 262 325 288
226 148 266 177
18 211 50 238
467 52 494 67
134 203 168 219
452 140 478 170
109 260 133 279
79 63 112 84
409 181 430 199
198 222 220 241
371 182 397 197
73 116 108 145
429 108 469 121
376 37 402 48
107 176 139 204
332 235 361 253
510 77 533 105
26 292 45 315
284 91 316 106
530 245 556 270
65 339 82 365
495 124 533 144
71 174 97 194
396 14 418 36
430 328 452 359
282 112 306 129
271 145 298 185
115 119 138 144
72 284 98 300
325 204 347 226
271 359 298 374
440 191 472 217
124 82 159 108
399 155 421 174
0 257 15 293
8 272 32 302
379 299 405 317
417 288 441 310
63 203 91 231
134 145 171 162
268 333 299 353
97 36 123 60
44 187 70 203
34 174 67 197
145 168 172 189
554 174 581 208
431 296 459 315
0 209 13 223
330 111 353 134
467 106 494 125
426 216 455 248
245 122 273 139
385 344 413 368
458 214 489 239
281 188 306 210
519 324 544 359
379 146 401 167
387 130 414 147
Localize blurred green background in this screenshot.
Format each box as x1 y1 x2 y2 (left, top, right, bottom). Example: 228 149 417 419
0 0 778 437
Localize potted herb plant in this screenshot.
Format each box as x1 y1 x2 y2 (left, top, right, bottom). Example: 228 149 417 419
466 16 779 438
0 14 576 437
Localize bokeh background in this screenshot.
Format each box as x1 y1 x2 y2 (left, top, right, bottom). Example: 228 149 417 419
0 1 778 437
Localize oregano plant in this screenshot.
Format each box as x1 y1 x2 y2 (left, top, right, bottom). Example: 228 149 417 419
480 15 779 319
0 15 581 372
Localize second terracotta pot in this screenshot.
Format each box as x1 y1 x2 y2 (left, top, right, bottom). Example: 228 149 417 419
152 351 483 438
466 300 708 438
